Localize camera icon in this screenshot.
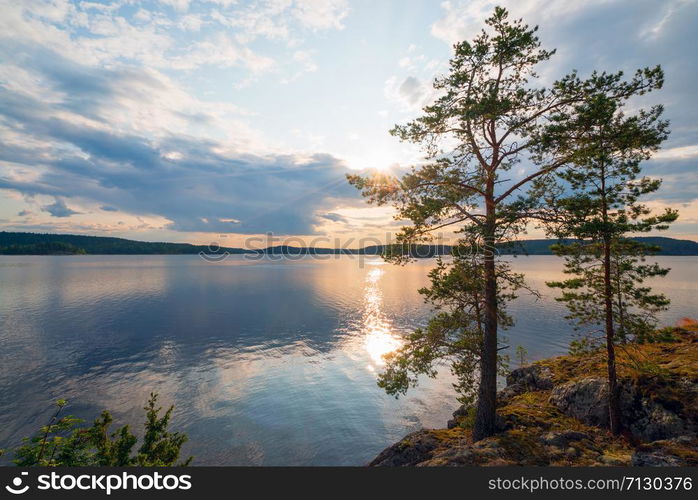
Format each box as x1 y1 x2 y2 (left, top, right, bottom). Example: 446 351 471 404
5 472 29 494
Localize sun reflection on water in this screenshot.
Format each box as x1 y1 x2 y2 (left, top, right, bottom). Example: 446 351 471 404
362 264 401 367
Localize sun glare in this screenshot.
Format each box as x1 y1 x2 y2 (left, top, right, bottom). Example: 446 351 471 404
362 266 402 366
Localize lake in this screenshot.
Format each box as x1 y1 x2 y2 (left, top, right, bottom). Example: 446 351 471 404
0 254 695 465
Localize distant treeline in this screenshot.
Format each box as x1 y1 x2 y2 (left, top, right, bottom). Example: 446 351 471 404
0 232 248 255
0 241 87 255
0 232 697 256
497 237 698 256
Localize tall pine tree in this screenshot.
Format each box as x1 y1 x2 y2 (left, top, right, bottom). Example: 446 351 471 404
349 7 664 440
541 91 677 434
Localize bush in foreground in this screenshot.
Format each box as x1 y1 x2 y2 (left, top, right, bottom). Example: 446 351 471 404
8 393 191 466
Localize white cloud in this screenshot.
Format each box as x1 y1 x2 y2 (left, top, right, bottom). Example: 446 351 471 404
0 0 351 76
158 0 190 12
168 33 275 72
292 0 349 31
654 145 698 160
178 13 204 31
430 0 608 45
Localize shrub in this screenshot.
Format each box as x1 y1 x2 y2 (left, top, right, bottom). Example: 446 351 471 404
12 393 192 466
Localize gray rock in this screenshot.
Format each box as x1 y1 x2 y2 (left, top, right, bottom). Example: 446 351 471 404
497 365 553 405
550 378 610 427
506 365 554 391
496 365 555 406
624 397 688 442
369 431 439 466
539 430 591 448
497 383 527 404
447 404 473 429
550 378 693 442
632 437 697 466
632 450 683 466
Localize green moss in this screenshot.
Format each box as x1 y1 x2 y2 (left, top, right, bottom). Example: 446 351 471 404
429 427 471 443
495 430 548 465
499 391 576 430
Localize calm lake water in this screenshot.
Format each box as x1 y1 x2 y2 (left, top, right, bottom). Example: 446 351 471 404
0 255 695 465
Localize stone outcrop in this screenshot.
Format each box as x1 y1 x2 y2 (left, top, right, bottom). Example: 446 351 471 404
550 377 695 442
549 378 610 426
497 365 554 404
369 431 441 466
631 437 698 466
370 327 698 467
507 364 554 391
447 364 556 429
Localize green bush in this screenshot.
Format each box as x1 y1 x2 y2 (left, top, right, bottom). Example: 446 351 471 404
12 393 192 466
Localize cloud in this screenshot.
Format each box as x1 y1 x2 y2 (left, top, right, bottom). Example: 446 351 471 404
0 0 350 81
1 0 695 241
292 0 349 31
384 75 434 111
292 50 318 73
0 5 360 238
319 212 349 223
42 198 79 218
398 77 425 105
0 67 355 233
430 0 609 46
207 0 348 45
0 132 355 235
281 50 319 83
653 145 698 161
427 0 698 214
168 33 275 73
158 0 191 13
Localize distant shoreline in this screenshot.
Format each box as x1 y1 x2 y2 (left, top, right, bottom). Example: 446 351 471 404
1 231 698 256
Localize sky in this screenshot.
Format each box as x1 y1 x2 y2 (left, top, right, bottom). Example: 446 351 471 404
0 0 696 248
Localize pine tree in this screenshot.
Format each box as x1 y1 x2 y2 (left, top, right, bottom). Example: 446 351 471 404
542 91 676 434
348 7 663 440
377 251 528 407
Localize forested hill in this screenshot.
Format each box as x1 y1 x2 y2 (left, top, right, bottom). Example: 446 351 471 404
499 237 698 256
0 232 250 255
0 231 697 255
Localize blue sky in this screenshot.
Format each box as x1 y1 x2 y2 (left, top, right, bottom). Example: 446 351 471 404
0 0 696 246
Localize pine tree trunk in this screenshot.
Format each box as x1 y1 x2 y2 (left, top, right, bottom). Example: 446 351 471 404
599 162 621 435
603 237 622 435
473 201 498 441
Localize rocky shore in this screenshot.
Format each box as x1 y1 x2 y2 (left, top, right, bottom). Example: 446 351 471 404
370 325 697 466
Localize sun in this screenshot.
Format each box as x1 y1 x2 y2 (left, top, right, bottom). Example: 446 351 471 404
343 148 401 172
